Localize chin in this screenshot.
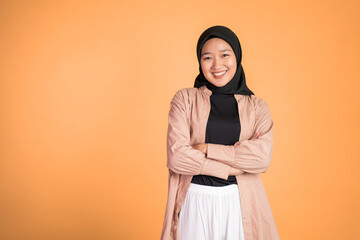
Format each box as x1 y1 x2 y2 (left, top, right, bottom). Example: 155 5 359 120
210 79 231 87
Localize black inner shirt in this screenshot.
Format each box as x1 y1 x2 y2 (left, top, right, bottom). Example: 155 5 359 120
191 92 241 186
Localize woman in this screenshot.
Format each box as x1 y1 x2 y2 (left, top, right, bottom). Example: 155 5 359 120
161 26 280 240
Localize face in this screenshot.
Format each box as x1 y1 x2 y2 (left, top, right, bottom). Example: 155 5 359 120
200 37 237 87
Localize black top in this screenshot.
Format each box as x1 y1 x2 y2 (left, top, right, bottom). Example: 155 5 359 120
191 92 240 186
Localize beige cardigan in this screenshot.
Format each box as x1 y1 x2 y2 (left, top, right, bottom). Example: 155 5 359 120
161 85 280 240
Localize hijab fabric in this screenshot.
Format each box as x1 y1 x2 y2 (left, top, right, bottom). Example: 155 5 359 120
193 25 254 96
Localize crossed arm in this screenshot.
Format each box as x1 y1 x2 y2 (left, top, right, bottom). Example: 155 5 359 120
191 131 261 176
166 89 274 180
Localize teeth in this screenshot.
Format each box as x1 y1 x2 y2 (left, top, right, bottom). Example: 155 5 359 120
213 71 226 76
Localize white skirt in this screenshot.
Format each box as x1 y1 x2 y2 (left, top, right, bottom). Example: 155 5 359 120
178 183 245 240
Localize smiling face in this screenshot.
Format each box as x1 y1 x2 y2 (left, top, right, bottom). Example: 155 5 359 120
200 37 237 87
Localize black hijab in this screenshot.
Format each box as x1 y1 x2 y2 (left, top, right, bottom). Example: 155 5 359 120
193 25 254 95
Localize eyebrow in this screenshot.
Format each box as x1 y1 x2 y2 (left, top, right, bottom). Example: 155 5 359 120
201 49 232 57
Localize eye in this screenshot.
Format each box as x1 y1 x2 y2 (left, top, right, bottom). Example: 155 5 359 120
203 56 212 61
222 54 230 57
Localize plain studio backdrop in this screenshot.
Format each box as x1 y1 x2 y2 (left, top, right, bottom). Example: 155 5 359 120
1 0 359 239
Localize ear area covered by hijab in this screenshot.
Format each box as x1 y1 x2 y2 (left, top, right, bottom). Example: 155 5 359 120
193 25 255 96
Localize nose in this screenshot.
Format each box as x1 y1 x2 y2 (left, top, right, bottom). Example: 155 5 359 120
212 57 222 69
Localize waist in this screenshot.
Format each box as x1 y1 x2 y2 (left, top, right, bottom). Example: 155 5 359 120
187 183 239 195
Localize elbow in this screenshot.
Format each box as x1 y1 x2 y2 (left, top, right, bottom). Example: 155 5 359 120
234 152 272 174
166 141 187 174
249 157 271 173
166 151 181 174
257 141 273 173
259 151 273 173
166 149 203 175
167 160 183 175
260 158 271 173
166 142 183 174
166 151 192 175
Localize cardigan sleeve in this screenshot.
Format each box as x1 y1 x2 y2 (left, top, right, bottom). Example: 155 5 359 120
206 98 274 174
166 89 232 179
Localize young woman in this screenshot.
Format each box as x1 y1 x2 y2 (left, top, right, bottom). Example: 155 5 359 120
161 26 280 240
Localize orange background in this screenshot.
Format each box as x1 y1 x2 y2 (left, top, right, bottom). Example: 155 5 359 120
1 0 359 239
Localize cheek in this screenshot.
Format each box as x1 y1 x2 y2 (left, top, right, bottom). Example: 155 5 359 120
229 59 237 72
200 62 210 73
227 61 237 79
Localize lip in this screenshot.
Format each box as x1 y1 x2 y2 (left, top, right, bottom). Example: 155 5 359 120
212 70 227 78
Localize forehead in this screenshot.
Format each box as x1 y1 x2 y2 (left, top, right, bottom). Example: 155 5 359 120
201 37 232 53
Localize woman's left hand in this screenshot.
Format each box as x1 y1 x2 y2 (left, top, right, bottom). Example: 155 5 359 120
191 143 208 155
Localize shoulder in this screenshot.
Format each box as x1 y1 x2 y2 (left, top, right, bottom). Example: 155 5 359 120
248 95 272 119
249 95 270 109
170 87 199 104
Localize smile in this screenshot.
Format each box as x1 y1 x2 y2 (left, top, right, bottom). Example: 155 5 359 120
212 70 227 78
